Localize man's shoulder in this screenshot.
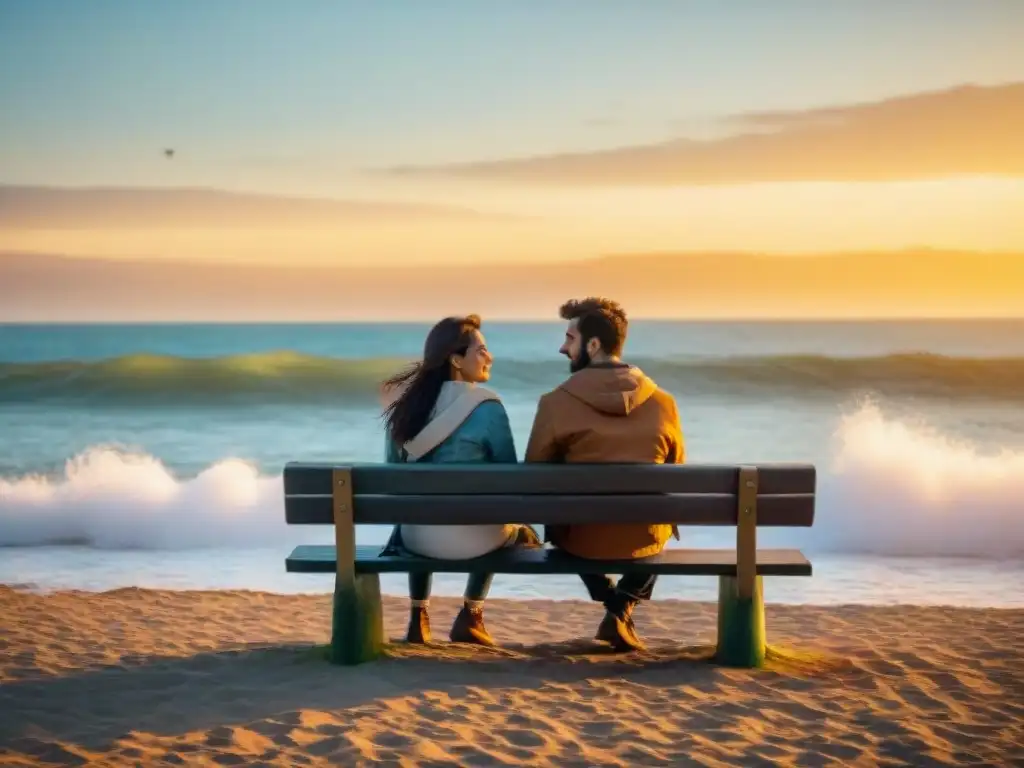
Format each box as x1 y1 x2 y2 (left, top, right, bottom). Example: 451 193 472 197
650 385 677 403
647 385 679 413
537 385 569 406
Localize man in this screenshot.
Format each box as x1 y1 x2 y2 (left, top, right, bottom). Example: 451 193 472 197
525 297 685 651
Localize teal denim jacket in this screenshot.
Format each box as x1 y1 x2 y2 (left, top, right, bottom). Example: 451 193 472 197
385 400 518 464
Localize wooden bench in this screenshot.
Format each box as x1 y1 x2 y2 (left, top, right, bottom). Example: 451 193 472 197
283 462 816 667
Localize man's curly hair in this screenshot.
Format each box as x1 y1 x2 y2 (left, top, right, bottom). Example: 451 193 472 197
559 297 628 357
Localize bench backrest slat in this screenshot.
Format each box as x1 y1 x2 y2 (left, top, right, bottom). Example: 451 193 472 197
284 462 815 496
284 492 815 526
282 463 816 528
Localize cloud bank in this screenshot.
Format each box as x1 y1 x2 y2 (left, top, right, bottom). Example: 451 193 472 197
0 186 506 230
3 248 1023 321
385 83 1024 186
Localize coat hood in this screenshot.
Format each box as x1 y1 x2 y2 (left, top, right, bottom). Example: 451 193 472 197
403 381 500 461
558 363 658 416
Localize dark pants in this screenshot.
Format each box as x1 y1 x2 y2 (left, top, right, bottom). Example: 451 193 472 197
401 524 542 604
580 572 658 608
409 572 493 602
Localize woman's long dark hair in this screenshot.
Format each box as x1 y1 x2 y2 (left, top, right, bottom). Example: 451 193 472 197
381 314 482 446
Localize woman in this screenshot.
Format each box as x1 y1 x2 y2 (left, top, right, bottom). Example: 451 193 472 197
380 314 540 647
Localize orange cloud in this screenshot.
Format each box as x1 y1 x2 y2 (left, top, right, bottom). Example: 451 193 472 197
3 248 1023 321
385 83 1024 186
0 186 508 230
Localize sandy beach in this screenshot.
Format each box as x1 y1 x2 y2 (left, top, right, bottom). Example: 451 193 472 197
0 586 1021 767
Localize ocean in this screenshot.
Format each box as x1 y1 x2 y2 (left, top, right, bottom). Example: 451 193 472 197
1 320 1023 608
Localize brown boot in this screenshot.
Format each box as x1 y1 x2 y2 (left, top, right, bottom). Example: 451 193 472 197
595 598 645 652
406 605 431 644
449 604 497 647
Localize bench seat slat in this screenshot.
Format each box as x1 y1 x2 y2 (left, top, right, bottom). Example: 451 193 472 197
286 544 812 577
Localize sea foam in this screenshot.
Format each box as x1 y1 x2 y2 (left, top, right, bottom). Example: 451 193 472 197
1 404 1021 557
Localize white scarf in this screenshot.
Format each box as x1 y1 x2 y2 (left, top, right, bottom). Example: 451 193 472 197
402 381 501 461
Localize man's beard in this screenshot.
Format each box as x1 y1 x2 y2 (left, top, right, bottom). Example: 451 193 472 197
569 346 591 373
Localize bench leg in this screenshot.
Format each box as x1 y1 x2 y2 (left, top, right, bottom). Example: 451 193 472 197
715 575 766 668
330 573 385 665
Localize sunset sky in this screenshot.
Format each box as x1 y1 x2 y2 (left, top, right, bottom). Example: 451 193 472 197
1 1 1023 317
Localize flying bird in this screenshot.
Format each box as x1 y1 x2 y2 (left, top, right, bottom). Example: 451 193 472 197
164 148 175 159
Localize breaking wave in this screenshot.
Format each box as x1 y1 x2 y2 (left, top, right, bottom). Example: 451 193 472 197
1 404 1021 558
1 351 1023 405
